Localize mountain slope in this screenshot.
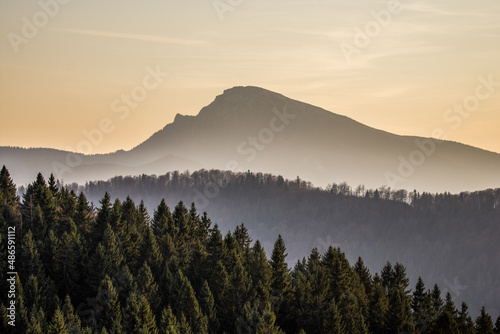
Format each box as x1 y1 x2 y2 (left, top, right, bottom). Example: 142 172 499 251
2 86 500 192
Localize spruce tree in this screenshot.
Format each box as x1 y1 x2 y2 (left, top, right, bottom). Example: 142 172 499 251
62 295 81 334
255 303 284 334
178 313 193 334
339 291 366 334
102 224 124 273
92 192 112 247
137 262 160 313
95 275 123 334
305 250 330 333
152 199 172 235
288 260 309 331
38 186 57 230
386 288 411 334
392 263 410 294
26 307 46 334
458 302 476 334
476 307 494 334
173 270 206 333
54 231 80 296
160 306 180 334
112 265 136 308
411 277 425 314
48 174 58 198
48 307 67 334
411 276 433 333
25 274 42 312
435 292 459 333
207 260 230 330
206 224 226 266
109 199 123 236
137 295 159 334
354 257 372 296
0 166 18 207
431 284 443 313
381 262 394 293
269 234 291 322
249 240 272 302
234 223 253 251
74 192 92 235
173 201 189 237
322 247 353 302
197 211 212 242
120 196 138 235
141 226 164 278
228 255 253 321
14 274 29 332
199 280 219 333
122 224 144 272
368 275 389 334
19 230 55 310
323 299 346 334
137 200 151 228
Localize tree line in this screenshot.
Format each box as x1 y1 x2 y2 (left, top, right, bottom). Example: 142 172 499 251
60 168 500 316
1 166 499 333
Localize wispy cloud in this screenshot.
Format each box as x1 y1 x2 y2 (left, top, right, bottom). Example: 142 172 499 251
406 1 500 22
55 29 207 46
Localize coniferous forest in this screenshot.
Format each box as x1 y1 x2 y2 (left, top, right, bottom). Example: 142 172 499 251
1 166 499 334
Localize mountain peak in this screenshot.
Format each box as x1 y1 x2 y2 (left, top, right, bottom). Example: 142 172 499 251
221 85 278 96
197 86 296 121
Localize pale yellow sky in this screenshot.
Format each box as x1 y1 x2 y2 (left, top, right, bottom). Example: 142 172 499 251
1 0 499 154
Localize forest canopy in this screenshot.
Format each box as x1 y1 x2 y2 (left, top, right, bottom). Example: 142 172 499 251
1 166 499 334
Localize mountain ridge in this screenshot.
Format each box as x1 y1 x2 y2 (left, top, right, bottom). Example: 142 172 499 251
1 86 500 192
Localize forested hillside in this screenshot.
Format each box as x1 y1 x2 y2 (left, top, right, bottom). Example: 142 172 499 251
60 169 500 317
1 166 499 333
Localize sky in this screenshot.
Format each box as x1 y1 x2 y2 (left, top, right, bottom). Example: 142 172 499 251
1 0 499 154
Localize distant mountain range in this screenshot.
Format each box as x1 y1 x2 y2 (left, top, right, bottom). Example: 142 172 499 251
2 86 500 192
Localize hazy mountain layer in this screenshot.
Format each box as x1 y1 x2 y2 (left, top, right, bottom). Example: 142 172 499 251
2 86 500 192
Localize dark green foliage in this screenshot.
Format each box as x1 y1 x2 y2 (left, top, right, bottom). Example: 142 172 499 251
48 307 67 334
62 295 82 334
354 257 372 296
385 284 411 333
94 275 123 334
270 235 291 310
434 292 459 333
26 307 46 334
249 240 272 302
476 307 494 334
323 299 346 334
171 270 207 333
1 167 498 334
432 284 444 313
368 275 388 334
0 165 18 207
136 262 160 314
124 292 158 334
458 302 476 334
160 306 180 334
199 280 218 333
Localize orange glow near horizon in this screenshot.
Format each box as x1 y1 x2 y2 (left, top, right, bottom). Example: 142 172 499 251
1 0 499 154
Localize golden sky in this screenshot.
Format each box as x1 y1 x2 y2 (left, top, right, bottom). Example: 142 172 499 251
1 0 499 154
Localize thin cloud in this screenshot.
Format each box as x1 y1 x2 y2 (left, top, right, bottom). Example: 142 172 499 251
55 29 207 46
